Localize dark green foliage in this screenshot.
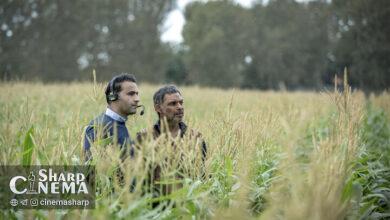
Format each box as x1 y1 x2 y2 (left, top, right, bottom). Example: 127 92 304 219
0 0 174 82
1 0 388 90
361 106 390 162
165 52 187 84
209 156 238 206
331 0 390 91
183 1 253 88
249 145 279 214
182 0 389 90
347 106 390 218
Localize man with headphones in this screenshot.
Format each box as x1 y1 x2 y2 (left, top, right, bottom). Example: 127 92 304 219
83 73 142 162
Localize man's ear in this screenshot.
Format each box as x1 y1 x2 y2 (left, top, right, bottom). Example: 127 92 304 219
154 104 161 114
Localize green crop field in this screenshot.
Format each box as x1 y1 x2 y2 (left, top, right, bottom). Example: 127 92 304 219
0 79 389 219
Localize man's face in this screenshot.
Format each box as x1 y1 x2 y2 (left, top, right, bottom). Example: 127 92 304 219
156 92 184 124
115 81 140 116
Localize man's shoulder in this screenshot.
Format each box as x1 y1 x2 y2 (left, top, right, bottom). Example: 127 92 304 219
136 127 159 143
95 113 114 124
86 113 113 130
185 127 203 139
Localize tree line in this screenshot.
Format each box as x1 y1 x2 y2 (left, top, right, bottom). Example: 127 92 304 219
1 0 389 91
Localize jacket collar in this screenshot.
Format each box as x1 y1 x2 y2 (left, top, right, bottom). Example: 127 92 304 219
105 107 127 123
153 120 187 138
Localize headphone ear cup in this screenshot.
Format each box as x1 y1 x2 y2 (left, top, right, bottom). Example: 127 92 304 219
108 93 118 101
107 76 118 101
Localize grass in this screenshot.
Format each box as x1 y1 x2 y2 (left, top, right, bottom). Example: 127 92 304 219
0 78 389 219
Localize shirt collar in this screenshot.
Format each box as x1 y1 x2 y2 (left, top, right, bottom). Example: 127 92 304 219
105 107 127 123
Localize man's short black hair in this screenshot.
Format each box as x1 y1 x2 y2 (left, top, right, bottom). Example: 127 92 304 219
105 73 137 104
153 85 181 106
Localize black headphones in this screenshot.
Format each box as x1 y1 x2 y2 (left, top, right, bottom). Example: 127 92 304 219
106 76 119 102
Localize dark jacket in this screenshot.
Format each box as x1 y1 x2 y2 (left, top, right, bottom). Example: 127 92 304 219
84 113 134 162
137 120 207 162
136 120 207 197
83 113 135 190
